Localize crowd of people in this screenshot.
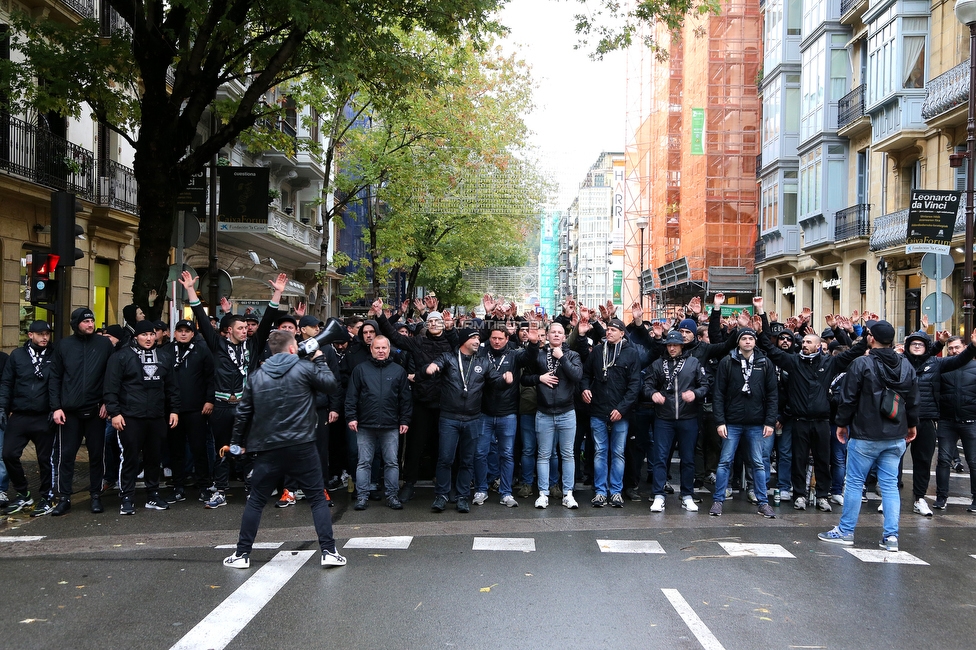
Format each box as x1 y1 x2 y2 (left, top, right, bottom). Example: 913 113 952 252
2 275 975 558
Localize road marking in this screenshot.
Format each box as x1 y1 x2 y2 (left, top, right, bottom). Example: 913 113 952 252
661 588 726 650
718 542 795 558
597 539 665 554
0 536 45 542
344 536 413 550
214 542 283 550
170 550 314 650
843 549 928 565
472 537 535 552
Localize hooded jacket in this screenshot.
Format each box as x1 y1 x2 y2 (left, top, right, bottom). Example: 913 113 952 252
338 319 380 387
0 342 54 414
835 348 919 439
431 348 500 421
231 353 337 452
938 352 976 422
49 319 116 414
377 312 457 406
164 336 216 413
581 338 643 419
905 335 976 420
345 356 412 428
103 344 181 418
642 351 710 420
712 347 778 428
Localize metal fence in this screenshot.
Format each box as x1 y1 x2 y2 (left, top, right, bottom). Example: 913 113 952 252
0 112 96 200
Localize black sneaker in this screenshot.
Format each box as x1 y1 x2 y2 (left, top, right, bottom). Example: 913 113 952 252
198 488 213 503
933 497 948 510
146 494 170 510
456 497 470 513
431 495 448 512
625 487 641 502
353 496 368 511
386 496 403 510
609 493 625 508
50 498 71 517
398 482 415 502
167 488 186 504
90 495 104 514
3 492 33 515
326 476 344 491
31 498 55 517
968 499 976 513
120 497 135 516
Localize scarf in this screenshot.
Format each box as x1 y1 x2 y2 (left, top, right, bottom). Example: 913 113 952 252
27 343 47 379
133 345 161 381
663 356 686 393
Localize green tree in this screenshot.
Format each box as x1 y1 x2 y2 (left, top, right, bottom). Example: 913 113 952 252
0 0 503 316
573 0 720 58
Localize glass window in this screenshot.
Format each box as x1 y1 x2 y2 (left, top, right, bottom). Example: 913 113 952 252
763 80 781 146
803 0 826 38
801 36 825 141
787 0 802 35
783 179 798 225
762 178 780 231
785 87 800 133
93 262 111 329
800 146 823 218
764 0 783 70
867 7 896 105
903 35 925 89
830 47 849 103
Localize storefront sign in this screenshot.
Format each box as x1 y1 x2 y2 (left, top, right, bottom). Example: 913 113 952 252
217 167 271 233
906 189 960 254
690 108 704 156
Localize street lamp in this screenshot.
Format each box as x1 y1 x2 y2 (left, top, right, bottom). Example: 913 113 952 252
956 0 976 337
636 217 648 309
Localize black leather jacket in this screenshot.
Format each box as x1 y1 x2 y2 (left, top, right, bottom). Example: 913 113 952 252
0 343 54 414
231 353 337 452
520 344 584 415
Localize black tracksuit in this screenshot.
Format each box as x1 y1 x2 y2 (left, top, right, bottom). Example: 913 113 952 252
0 344 54 499
164 337 216 490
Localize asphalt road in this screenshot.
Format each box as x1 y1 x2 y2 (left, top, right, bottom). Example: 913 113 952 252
1 475 975 650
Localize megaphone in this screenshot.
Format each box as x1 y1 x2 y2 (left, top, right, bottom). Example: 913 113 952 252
297 318 351 357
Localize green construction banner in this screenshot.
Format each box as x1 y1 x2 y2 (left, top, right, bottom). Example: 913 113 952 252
691 108 704 156
613 270 622 304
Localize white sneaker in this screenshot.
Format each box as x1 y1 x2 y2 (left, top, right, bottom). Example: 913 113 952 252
914 498 933 517
747 489 758 504
562 491 579 509
877 503 884 513
793 496 807 510
321 550 347 567
816 498 832 512
682 496 699 512
725 488 733 499
223 552 250 569
830 494 845 506
472 491 488 506
650 495 666 512
534 495 549 509
500 495 519 508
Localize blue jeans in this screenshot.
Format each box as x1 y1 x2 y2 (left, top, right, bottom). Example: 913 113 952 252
714 425 768 504
652 418 697 497
838 437 906 539
435 417 479 498
591 416 628 496
520 414 557 489
830 426 847 496
355 427 399 500
536 411 576 495
776 420 793 492
478 415 517 496
746 431 775 493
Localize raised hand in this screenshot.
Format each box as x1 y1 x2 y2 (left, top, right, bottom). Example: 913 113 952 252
800 307 812 322
506 320 516 336
219 296 232 314
824 314 835 328
294 301 307 317
271 273 288 294
712 293 724 307
605 300 618 318
851 309 860 322
921 314 929 330
482 293 496 314
577 318 592 337
441 309 454 328
372 298 384 315
148 289 158 304
598 303 608 321
413 297 425 313
630 300 643 324
752 296 763 313
424 295 439 311
736 310 751 329
752 315 762 331
768 310 778 323
689 296 703 313
651 321 664 339
938 330 950 343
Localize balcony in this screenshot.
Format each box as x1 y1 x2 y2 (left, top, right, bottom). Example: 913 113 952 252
22 0 94 21
99 3 129 36
837 85 870 137
756 153 762 179
834 204 871 242
207 208 323 267
0 112 95 200
755 238 766 264
97 160 138 214
870 196 968 252
922 61 969 124
840 0 868 25
870 95 927 152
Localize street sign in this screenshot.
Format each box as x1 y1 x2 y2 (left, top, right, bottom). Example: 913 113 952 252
920 253 954 280
906 190 961 254
921 291 954 321
170 212 202 248
217 167 271 232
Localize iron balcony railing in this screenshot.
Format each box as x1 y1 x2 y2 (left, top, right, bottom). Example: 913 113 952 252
63 0 94 18
99 3 130 37
834 203 871 241
98 160 138 214
838 85 866 129
755 238 766 264
0 112 95 200
756 153 762 179
922 60 969 121
840 0 860 16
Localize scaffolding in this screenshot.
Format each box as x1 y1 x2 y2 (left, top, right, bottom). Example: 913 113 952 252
624 0 762 317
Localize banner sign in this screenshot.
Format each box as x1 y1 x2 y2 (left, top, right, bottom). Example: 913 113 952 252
217 167 270 233
691 108 704 156
176 171 207 217
613 270 622 304
906 189 960 254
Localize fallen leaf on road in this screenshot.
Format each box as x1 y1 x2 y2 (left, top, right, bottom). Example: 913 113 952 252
414 602 422 611
75 586 84 589
57 581 67 585
20 619 47 624
480 583 499 593
209 585 221 589
524 573 533 577
369 554 386 557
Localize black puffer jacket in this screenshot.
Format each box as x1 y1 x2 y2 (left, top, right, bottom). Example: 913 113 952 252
581 339 643 419
713 349 778 428
103 345 181 418
431 350 499 421
377 313 456 407
231 353 337 452
49 332 115 413
0 343 54 413
939 356 976 422
481 343 529 417
345 357 412 428
836 348 918 439
907 343 976 420
164 337 216 413
642 352 710 420
520 344 584 415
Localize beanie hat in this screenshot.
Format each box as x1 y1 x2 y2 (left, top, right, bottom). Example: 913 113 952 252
736 327 757 344
133 320 155 335
678 318 698 333
70 307 95 330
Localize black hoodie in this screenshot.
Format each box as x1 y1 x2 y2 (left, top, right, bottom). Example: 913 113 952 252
49 320 116 414
836 348 918 439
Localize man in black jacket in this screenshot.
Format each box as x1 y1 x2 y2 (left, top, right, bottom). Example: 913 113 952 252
179 270 284 507
580 318 642 508
819 320 918 552
49 307 116 516
1 321 56 516
935 334 976 512
223 330 345 570
346 335 412 511
163 319 215 504
709 328 778 518
104 320 181 514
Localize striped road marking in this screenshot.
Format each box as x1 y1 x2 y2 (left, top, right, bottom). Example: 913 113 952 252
661 588 726 650
214 542 283 550
170 550 314 650
472 537 535 552
597 539 665 554
344 536 413 550
0 536 45 542
843 549 929 565
718 542 795 558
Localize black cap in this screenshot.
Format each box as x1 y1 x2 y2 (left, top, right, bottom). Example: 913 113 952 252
275 314 298 328
868 320 895 345
457 328 480 342
28 320 52 333
175 319 195 332
821 328 835 339
243 312 260 323
105 324 125 340
154 320 167 331
133 320 155 335
299 315 324 329
607 318 626 331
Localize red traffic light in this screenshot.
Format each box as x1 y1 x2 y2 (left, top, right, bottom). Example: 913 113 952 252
35 254 60 276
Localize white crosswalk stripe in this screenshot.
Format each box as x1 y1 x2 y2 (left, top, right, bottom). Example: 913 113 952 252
472 537 535 552
344 536 413 549
214 542 282 549
843 549 929 565
718 542 795 558
597 539 665 554
0 536 45 542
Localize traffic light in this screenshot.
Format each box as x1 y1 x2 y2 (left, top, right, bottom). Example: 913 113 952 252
29 253 60 304
51 191 84 266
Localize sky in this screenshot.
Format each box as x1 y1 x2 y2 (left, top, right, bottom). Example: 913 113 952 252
498 0 628 211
